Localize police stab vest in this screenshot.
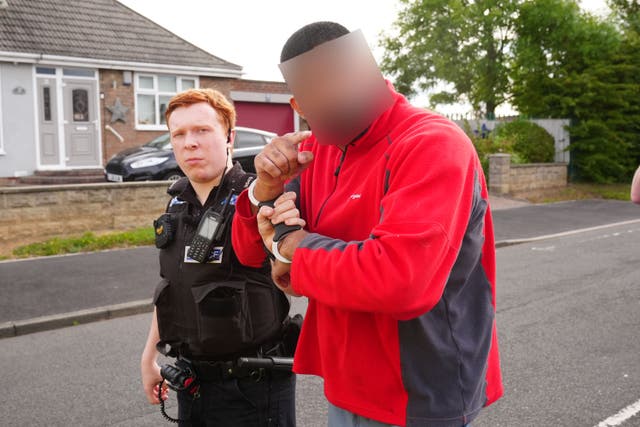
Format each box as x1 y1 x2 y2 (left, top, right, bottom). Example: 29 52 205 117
152 163 290 359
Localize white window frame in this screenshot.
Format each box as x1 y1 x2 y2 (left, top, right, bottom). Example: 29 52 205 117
134 73 199 130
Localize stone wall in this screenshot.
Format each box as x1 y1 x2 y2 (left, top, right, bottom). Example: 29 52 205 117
0 182 171 255
489 153 568 196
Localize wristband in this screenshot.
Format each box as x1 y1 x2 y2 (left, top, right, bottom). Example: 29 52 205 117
271 239 292 264
247 179 261 207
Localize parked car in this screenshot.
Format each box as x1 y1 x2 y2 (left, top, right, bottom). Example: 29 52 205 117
105 126 276 182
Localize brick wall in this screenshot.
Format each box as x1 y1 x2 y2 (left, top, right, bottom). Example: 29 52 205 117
99 69 166 163
98 73 289 163
0 182 172 256
488 154 568 196
199 76 234 97
230 79 290 93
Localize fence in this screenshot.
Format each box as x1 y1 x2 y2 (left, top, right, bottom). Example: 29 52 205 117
452 118 571 163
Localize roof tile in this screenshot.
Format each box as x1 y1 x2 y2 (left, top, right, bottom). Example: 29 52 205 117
0 0 241 72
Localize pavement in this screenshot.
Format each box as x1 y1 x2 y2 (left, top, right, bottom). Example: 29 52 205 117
1 196 638 339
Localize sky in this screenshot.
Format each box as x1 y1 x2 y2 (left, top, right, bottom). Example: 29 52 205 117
119 0 610 114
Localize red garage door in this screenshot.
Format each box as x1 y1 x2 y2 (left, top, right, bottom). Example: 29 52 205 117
234 102 294 136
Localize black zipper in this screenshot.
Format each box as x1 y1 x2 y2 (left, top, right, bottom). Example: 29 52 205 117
314 146 349 228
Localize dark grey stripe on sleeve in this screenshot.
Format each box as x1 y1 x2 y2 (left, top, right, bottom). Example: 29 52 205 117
399 170 493 427
299 233 365 252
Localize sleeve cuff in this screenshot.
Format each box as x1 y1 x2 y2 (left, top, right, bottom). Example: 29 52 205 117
236 189 258 221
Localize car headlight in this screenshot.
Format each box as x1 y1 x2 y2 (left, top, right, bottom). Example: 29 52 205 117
130 157 169 169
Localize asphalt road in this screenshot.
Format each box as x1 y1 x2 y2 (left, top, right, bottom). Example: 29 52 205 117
491 199 640 242
0 220 638 426
0 246 159 323
1 200 639 325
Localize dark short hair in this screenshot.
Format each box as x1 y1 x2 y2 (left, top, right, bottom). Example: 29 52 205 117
280 21 350 63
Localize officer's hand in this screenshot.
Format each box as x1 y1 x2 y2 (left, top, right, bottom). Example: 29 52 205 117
141 360 168 404
253 131 314 202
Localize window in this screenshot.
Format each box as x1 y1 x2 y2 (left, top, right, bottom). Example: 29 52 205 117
135 74 199 129
72 89 89 122
43 87 52 122
63 68 95 78
235 130 267 149
36 67 55 75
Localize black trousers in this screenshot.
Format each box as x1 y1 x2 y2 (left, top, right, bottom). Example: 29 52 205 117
177 373 296 427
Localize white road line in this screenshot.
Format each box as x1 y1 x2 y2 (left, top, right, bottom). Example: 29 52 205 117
596 398 640 427
497 218 640 247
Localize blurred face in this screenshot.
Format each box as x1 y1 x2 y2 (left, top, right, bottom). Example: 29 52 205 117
168 102 230 185
279 30 393 145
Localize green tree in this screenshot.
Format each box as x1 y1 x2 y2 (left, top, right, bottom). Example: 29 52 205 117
609 0 640 33
511 0 635 182
608 0 640 166
380 0 518 117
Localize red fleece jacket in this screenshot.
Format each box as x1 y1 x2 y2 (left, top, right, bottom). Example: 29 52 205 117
232 85 503 426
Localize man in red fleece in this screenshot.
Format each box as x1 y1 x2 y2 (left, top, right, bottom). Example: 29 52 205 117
232 22 503 427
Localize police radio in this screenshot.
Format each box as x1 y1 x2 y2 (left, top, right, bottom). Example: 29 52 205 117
187 207 225 263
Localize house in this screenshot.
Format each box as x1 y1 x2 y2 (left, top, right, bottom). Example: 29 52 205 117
0 0 297 183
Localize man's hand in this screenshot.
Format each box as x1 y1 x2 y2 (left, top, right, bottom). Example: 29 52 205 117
252 131 314 203
257 192 308 296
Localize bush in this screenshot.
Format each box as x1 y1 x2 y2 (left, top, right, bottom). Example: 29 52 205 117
463 121 527 179
493 120 555 163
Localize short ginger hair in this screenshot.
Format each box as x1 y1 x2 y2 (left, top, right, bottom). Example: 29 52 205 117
165 88 236 134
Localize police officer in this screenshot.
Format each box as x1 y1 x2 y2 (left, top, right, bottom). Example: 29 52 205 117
140 88 298 426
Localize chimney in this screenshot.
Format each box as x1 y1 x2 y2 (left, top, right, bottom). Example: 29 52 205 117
0 0 8 10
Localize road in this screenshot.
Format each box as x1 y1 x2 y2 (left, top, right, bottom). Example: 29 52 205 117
2 199 639 325
0 217 639 426
0 246 158 323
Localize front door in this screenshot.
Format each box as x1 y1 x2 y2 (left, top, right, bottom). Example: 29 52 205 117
63 79 99 167
36 77 59 166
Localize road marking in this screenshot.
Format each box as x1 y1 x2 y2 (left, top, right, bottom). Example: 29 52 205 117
497 219 640 248
531 245 556 251
596 398 640 426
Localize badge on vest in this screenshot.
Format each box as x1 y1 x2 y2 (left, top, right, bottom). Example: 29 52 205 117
184 246 223 263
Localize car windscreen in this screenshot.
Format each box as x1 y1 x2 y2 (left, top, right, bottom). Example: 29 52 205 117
144 133 171 150
235 131 267 149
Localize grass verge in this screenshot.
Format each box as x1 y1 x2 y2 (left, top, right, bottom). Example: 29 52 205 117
8 227 154 259
522 183 631 204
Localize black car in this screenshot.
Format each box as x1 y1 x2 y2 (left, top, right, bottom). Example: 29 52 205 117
105 126 276 182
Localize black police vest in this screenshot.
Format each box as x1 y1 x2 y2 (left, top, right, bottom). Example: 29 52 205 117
152 164 290 359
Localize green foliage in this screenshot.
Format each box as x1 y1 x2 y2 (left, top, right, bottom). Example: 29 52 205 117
510 0 639 182
12 227 154 258
463 119 554 179
381 0 640 182
380 0 517 116
494 120 555 163
462 121 515 178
